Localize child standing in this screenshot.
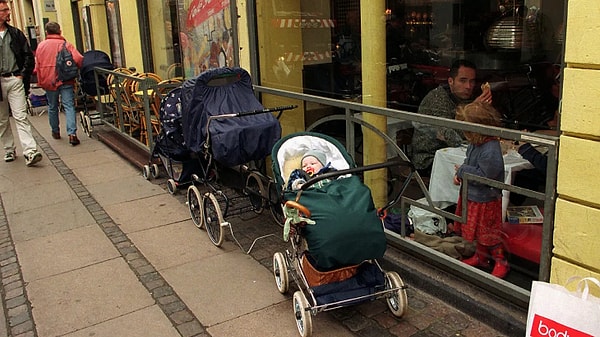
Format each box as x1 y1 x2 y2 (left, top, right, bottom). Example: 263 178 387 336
453 102 508 278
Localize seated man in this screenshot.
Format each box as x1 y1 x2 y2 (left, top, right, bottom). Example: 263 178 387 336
410 59 492 176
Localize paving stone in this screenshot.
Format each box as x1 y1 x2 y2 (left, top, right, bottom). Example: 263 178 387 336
176 320 205 337
169 310 195 324
343 314 373 332
162 300 187 315
441 312 471 331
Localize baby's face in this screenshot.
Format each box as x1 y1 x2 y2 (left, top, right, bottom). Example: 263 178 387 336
301 156 323 176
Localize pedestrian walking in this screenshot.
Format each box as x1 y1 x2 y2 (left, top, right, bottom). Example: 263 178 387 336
0 0 42 166
34 21 83 145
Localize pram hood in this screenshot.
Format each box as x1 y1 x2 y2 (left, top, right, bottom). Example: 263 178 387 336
181 67 281 167
80 50 114 96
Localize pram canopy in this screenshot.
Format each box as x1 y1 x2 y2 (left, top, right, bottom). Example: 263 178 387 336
272 132 387 270
80 50 114 96
181 67 281 167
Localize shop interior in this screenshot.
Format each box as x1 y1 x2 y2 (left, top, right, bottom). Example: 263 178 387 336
301 0 564 131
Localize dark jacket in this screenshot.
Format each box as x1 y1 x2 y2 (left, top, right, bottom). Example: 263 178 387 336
410 85 466 170
456 139 505 203
6 23 35 93
518 143 548 174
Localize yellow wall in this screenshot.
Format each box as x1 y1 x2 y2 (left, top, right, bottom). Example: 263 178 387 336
54 1 75 43
552 0 600 286
116 1 143 71
237 0 250 70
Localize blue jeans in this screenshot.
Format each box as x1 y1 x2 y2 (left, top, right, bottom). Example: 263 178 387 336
46 84 77 136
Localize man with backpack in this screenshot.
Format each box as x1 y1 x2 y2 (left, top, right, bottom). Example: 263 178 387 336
0 0 43 166
35 21 83 146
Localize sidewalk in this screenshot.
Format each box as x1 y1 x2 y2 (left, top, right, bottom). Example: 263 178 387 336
0 114 514 337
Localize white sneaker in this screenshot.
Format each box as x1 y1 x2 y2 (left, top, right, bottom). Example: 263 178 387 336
4 151 16 162
24 151 42 166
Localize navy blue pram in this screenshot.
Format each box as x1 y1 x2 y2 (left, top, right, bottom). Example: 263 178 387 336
80 50 114 96
181 67 281 167
144 67 290 198
77 50 115 136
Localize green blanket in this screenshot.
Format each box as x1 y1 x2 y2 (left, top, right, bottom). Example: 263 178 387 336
289 176 386 270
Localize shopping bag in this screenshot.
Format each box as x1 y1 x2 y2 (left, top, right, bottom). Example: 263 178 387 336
526 277 600 337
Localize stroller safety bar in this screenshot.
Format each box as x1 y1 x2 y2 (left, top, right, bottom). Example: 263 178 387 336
294 158 415 218
298 159 414 191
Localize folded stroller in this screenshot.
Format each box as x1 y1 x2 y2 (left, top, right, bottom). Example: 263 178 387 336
270 131 415 337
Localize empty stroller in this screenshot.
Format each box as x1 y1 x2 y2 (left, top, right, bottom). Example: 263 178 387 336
270 131 415 337
78 50 115 136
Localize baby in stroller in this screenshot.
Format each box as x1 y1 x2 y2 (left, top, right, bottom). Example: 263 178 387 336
287 149 337 191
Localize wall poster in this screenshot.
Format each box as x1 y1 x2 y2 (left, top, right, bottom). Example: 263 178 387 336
179 0 234 78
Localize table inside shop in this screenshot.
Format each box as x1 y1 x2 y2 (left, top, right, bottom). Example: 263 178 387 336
428 145 534 220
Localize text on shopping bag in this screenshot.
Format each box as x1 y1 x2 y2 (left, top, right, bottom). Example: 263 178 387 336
529 314 593 337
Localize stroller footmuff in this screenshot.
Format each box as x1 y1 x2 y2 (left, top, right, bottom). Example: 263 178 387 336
270 131 413 337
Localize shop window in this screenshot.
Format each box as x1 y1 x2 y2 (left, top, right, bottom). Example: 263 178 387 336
255 0 564 130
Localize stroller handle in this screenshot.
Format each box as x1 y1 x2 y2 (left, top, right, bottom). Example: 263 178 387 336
235 105 297 117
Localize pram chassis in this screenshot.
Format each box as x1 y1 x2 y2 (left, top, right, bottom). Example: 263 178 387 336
272 157 415 337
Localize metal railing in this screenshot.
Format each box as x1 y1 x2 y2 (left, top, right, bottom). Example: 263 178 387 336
91 67 181 149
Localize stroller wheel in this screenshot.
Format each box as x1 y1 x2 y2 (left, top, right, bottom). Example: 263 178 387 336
273 252 289 294
167 179 177 194
385 271 408 317
268 181 284 227
187 185 204 229
142 165 152 180
245 172 265 214
203 192 225 246
79 110 87 129
85 115 93 136
293 291 313 337
151 163 160 179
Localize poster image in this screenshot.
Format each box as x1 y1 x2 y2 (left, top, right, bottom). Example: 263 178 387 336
181 0 233 77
